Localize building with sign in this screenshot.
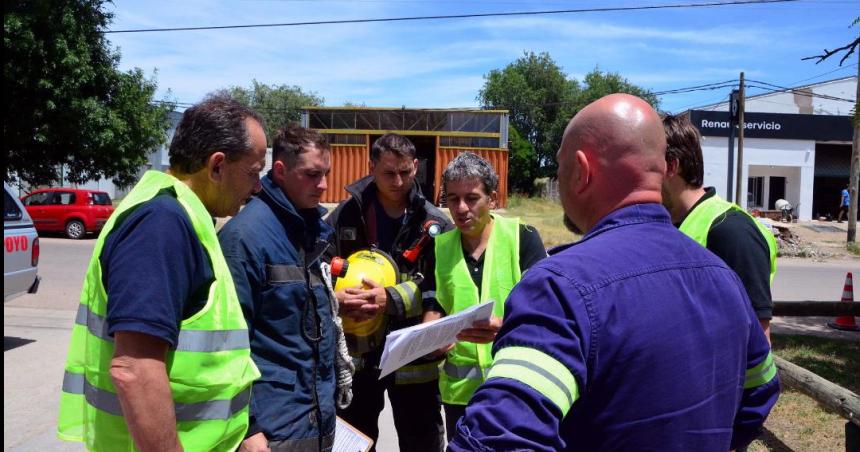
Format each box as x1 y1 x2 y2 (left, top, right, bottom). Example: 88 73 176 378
300 107 510 206
687 76 856 221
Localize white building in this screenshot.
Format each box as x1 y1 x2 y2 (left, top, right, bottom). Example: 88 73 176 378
688 76 856 221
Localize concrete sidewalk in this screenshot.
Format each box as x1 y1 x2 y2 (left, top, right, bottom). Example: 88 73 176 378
772 316 860 342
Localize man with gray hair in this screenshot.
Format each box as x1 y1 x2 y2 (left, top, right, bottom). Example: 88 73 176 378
423 151 545 439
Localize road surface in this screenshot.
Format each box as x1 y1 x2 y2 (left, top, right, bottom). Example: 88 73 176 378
4 238 857 450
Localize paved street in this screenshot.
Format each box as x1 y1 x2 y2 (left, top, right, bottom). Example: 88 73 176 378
4 237 400 451
4 237 859 450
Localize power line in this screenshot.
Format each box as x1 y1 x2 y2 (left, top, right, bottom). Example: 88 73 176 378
105 0 800 33
788 64 857 86
746 79 856 102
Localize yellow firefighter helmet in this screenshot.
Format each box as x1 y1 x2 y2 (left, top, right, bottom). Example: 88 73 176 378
331 249 400 339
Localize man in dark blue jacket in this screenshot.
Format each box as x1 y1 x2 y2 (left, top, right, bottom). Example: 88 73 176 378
220 124 337 451
449 94 780 451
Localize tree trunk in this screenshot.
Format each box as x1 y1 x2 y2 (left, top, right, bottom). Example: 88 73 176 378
848 60 859 242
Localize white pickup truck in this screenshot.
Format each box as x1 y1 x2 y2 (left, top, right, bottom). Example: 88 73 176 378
4 183 40 301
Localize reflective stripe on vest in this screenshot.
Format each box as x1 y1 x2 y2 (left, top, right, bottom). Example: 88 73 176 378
62 371 251 422
435 214 521 405
74 303 251 352
679 194 777 284
57 171 260 451
394 360 442 385
443 361 483 380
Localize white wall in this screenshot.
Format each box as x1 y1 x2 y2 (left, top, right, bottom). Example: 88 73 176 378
701 136 815 220
747 165 802 209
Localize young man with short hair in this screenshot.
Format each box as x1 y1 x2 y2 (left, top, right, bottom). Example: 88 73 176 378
220 124 338 451
661 114 777 339
326 133 451 451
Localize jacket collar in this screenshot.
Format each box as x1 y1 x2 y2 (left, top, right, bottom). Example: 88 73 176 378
549 203 671 255
258 172 332 241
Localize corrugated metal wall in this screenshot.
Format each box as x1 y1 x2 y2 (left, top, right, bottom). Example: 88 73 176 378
324 144 369 204
434 147 509 208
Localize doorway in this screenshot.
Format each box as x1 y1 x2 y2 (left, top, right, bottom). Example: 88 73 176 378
768 177 786 211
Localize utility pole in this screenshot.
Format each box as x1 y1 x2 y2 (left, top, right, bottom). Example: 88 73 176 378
727 90 738 201
735 72 745 205
848 60 859 242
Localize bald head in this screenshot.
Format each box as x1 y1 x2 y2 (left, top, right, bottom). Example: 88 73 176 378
564 93 666 169
557 93 667 234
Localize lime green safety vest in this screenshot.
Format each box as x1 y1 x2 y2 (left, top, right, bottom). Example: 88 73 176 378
57 171 260 451
435 215 521 405
679 194 777 283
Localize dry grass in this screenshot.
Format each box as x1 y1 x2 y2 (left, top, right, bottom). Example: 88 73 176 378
749 334 859 452
502 195 580 249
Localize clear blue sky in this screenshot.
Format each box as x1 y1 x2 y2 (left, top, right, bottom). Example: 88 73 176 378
107 0 859 113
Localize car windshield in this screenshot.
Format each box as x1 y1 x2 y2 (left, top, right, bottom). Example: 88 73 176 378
90 192 112 205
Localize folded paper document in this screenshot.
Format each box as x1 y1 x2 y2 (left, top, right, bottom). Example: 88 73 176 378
378 299 495 379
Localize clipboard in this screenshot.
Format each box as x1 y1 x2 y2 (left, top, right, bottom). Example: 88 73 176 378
334 416 374 452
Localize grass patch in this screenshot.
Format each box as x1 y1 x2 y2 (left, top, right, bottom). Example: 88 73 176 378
748 334 859 451
848 242 860 256
504 195 580 248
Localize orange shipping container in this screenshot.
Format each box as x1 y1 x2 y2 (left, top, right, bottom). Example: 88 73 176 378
434 147 509 208
322 144 369 204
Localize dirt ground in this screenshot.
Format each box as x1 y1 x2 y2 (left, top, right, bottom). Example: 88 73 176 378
767 219 860 262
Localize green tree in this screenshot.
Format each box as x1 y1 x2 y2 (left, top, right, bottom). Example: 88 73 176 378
577 68 659 111
479 53 657 179
507 126 539 194
224 80 324 143
4 0 173 188
479 52 578 176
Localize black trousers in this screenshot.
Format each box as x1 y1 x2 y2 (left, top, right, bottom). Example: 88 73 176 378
338 367 444 452
443 403 467 443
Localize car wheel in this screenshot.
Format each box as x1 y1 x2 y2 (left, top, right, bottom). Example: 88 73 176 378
65 220 86 239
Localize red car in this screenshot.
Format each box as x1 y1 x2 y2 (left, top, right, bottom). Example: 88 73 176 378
20 188 114 239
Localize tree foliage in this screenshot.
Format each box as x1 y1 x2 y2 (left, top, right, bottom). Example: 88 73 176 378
4 0 173 188
507 126 539 194
479 52 577 178
224 80 324 143
479 52 658 180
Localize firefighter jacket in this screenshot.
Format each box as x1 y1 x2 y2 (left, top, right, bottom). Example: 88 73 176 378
219 174 337 448
325 175 452 382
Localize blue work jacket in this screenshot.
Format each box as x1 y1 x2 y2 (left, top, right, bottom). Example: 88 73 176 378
449 203 780 452
219 173 336 446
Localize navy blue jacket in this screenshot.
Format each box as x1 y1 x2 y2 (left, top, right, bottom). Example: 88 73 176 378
449 204 779 452
219 174 336 445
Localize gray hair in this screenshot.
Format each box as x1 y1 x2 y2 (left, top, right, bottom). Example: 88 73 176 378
442 152 498 195
169 92 264 174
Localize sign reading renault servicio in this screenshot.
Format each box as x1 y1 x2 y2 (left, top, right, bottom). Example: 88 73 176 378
689 110 852 141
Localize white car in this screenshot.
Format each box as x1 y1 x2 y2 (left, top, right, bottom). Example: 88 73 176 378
4 183 40 301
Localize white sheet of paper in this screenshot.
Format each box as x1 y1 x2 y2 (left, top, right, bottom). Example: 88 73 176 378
378 299 496 379
334 416 373 452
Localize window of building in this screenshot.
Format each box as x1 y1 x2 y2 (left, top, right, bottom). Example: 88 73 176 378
747 176 764 208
